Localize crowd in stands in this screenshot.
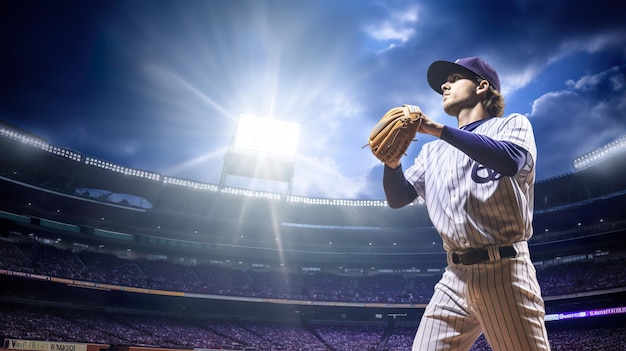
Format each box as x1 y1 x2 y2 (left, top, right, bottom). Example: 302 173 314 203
1 238 625 350
1 239 625 304
315 325 385 351
1 303 625 351
537 257 626 296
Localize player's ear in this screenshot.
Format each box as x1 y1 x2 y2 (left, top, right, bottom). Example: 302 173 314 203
476 79 490 95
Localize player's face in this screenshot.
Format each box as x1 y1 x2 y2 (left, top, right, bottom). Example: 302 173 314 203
441 72 481 116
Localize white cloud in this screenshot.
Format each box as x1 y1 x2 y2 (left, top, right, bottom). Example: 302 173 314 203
561 31 626 54
367 23 415 43
610 74 625 91
566 66 624 92
364 6 420 47
529 65 626 179
291 155 367 198
328 91 364 119
529 90 591 176
502 65 541 94
530 90 579 117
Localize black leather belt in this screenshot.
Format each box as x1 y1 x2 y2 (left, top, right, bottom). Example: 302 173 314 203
452 246 517 265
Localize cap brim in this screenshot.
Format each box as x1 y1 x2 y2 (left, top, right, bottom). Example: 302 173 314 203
427 60 476 95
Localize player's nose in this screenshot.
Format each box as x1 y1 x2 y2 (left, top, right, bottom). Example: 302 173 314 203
441 82 450 92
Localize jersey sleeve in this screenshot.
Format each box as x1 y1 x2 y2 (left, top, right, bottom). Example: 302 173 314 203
497 113 537 178
440 114 536 177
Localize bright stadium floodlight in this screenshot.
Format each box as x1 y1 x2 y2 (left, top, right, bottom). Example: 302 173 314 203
218 114 301 195
233 114 301 158
572 135 626 171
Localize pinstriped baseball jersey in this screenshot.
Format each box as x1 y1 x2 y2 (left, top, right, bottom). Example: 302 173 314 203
404 113 536 252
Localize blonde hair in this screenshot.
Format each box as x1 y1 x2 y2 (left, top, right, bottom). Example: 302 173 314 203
475 76 505 117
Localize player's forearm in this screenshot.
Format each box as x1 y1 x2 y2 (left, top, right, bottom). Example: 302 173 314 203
440 126 527 176
383 164 418 208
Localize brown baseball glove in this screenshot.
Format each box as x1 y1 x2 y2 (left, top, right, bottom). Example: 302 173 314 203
366 104 423 164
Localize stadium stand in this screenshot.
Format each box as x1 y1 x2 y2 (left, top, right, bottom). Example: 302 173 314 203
0 122 625 350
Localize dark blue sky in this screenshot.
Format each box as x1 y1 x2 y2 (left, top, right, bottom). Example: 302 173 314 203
2 0 625 199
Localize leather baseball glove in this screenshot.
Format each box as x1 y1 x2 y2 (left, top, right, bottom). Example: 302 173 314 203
366 104 423 165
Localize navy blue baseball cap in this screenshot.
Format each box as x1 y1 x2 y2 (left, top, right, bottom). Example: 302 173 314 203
427 57 501 94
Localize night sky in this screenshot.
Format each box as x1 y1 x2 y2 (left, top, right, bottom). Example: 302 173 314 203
2 0 625 199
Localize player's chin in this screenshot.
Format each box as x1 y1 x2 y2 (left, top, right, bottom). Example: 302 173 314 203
442 101 455 113
442 105 459 117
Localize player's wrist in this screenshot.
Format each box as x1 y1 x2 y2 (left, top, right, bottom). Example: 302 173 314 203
385 160 401 169
426 122 444 138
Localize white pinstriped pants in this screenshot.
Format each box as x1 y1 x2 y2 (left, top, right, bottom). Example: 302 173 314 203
412 241 551 351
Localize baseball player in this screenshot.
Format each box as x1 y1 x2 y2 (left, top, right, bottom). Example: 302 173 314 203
382 57 551 350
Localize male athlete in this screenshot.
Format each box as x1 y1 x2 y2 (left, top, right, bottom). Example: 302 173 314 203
382 57 551 350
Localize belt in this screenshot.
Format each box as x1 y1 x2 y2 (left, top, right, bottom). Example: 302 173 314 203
451 246 517 265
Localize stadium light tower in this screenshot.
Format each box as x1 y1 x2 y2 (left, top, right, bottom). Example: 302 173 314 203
219 114 301 195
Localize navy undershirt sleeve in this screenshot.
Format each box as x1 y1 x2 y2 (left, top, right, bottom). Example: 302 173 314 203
383 164 417 208
382 124 528 209
440 126 527 176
